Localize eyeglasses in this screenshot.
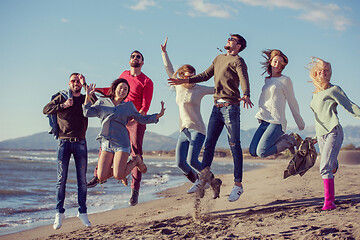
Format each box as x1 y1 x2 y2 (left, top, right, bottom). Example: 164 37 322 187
228 37 240 44
131 54 142 60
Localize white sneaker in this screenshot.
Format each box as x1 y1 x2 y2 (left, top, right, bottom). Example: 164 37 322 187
53 213 65 230
187 179 210 194
228 185 244 202
77 212 91 227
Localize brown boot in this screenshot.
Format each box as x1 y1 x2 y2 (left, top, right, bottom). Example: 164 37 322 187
132 155 147 173
290 132 303 150
197 167 213 198
210 178 222 199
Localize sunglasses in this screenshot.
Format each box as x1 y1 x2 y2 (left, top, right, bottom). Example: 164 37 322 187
131 54 142 60
228 37 240 44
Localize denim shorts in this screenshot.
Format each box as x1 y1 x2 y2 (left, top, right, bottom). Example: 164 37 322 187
100 138 131 154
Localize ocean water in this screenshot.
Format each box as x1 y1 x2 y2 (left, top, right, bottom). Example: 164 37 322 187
0 149 263 236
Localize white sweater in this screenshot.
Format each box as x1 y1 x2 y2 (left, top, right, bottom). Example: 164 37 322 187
162 51 214 135
255 75 305 132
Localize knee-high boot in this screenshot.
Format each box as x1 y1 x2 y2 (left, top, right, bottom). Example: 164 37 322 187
322 178 336 210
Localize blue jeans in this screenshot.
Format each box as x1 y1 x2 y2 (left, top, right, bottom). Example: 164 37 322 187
317 125 343 179
249 120 284 158
176 128 205 175
56 139 88 214
202 105 243 182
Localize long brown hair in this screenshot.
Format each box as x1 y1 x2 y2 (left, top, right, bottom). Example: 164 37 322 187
261 49 288 77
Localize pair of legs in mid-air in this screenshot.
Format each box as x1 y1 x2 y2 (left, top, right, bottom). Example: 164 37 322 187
188 104 244 202
87 122 146 206
249 120 302 158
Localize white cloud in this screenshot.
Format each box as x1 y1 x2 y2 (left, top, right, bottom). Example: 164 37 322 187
129 0 156 11
235 0 353 31
60 18 70 23
188 0 234 18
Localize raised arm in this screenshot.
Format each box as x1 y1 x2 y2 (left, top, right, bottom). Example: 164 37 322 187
161 37 175 78
84 83 96 105
156 101 166 119
130 101 166 124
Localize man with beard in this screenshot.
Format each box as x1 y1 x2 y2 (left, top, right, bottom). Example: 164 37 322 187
87 50 154 206
43 73 97 229
168 34 253 202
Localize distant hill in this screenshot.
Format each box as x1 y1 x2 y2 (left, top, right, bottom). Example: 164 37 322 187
1 125 360 151
0 128 177 151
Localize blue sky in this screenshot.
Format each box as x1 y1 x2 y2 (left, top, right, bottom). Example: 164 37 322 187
0 0 360 141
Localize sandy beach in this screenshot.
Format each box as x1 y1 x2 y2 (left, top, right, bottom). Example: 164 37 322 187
2 153 360 240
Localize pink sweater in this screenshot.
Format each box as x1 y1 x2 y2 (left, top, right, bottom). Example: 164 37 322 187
95 71 154 114
119 71 153 114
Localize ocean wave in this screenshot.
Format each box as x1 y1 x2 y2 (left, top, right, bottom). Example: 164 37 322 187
1 154 57 163
0 189 31 197
142 173 170 186
0 206 53 215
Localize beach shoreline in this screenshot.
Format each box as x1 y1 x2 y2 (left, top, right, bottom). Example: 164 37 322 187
2 154 360 240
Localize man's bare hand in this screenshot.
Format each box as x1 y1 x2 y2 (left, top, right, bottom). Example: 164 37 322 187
239 95 254 109
168 78 186 85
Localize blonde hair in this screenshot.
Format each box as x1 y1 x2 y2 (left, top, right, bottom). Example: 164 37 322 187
307 57 332 91
261 49 288 76
173 64 196 79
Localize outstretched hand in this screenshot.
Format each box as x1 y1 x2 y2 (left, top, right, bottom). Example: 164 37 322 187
168 78 185 85
86 83 96 96
84 83 96 105
161 37 168 52
239 95 254 109
157 101 166 119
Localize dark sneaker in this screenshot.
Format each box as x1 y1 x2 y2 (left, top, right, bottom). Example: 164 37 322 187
129 189 139 206
210 178 222 199
87 176 106 188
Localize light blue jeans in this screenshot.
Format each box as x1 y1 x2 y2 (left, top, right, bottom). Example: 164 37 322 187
317 125 343 179
56 139 88 214
175 128 205 175
249 120 284 158
202 104 243 182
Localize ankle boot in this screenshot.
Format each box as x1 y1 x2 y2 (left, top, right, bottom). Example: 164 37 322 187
132 155 147 173
210 177 222 199
275 134 296 154
197 167 212 198
290 132 303 149
185 171 198 183
322 178 336 210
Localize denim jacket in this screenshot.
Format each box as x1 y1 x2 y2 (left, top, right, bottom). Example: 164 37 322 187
47 89 72 139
